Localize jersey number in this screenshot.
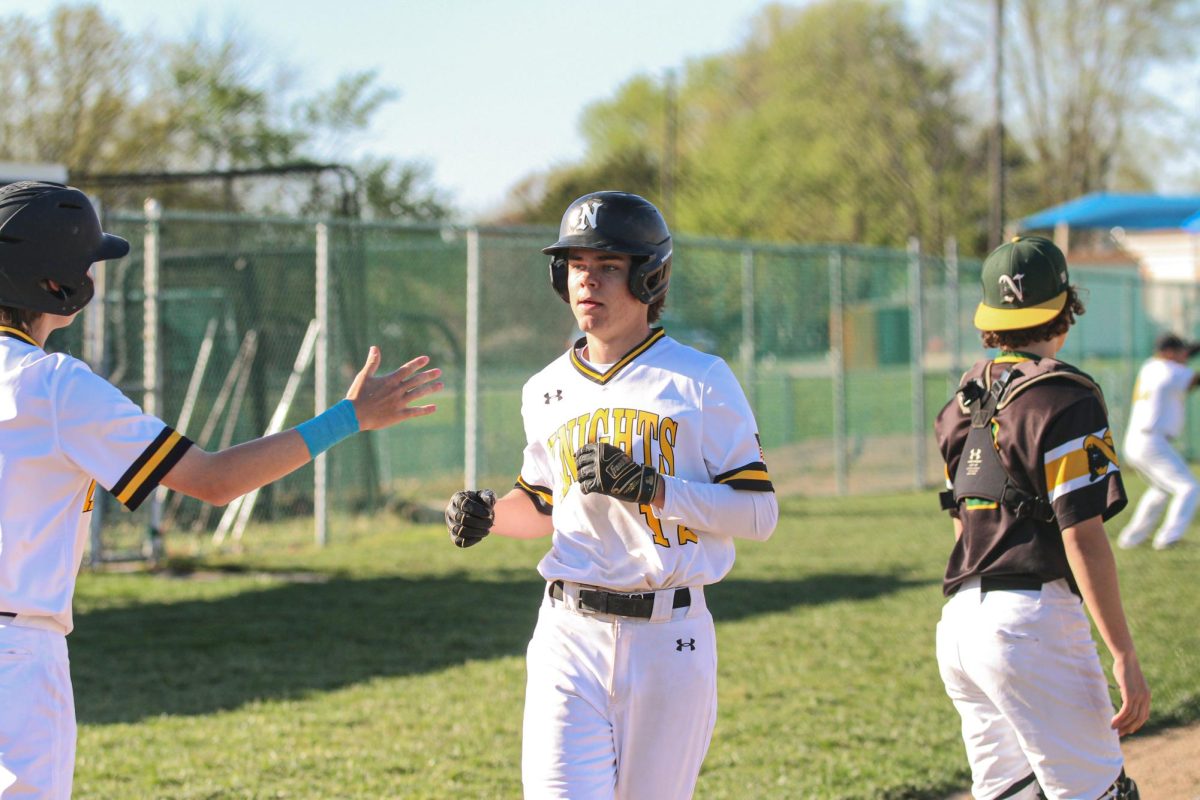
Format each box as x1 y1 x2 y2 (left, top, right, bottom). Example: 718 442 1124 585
640 504 698 547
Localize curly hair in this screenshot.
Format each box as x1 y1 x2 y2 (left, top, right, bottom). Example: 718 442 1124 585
980 285 1086 350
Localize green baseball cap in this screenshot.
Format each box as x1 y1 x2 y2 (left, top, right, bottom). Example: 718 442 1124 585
974 235 1070 331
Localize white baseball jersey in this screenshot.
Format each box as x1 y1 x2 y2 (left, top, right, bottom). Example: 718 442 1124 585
0 326 193 633
515 328 772 591
1127 357 1194 439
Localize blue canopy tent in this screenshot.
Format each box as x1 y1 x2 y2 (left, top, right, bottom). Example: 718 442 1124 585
1019 192 1200 231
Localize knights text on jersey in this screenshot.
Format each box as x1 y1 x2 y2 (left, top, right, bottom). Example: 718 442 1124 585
515 329 772 591
0 328 193 632
934 356 1127 595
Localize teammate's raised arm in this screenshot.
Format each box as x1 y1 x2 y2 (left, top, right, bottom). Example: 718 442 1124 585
162 349 441 506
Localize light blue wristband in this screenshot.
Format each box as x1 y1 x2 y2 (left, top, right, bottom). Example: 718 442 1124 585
296 398 360 457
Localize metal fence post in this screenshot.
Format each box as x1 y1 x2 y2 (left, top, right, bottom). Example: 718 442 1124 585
829 248 848 495
465 227 481 489
314 222 330 547
945 236 961 384
84 210 108 565
143 198 164 559
908 238 926 489
739 248 756 406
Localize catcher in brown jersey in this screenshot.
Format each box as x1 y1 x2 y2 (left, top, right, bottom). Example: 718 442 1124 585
933 236 1150 800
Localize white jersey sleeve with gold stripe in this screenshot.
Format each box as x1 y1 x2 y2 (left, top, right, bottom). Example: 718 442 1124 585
0 330 192 633
515 329 773 592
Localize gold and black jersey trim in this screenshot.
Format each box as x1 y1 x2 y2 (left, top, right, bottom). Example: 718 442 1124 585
714 462 774 492
0 325 39 347
515 476 554 515
570 327 666 385
110 427 193 511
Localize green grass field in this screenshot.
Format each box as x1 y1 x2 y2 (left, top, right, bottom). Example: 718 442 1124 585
70 483 1200 799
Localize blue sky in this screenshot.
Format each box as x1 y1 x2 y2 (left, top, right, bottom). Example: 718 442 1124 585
18 0 931 218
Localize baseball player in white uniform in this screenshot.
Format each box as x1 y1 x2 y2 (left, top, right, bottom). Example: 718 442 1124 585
935 236 1149 800
1117 332 1200 551
444 191 778 799
0 181 443 798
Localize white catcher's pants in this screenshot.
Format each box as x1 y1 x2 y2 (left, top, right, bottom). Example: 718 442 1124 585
1119 431 1199 549
0 622 75 800
936 577 1124 800
522 582 717 800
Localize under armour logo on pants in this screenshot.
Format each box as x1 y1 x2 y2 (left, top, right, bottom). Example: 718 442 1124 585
676 638 695 651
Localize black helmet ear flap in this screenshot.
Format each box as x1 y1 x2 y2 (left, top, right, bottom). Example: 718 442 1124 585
549 255 569 301
630 252 671 305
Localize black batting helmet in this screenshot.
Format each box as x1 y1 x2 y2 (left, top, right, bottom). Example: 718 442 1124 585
0 181 129 315
542 191 672 305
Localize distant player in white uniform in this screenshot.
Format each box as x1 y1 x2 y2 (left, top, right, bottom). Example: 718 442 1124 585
444 191 778 799
1118 332 1200 550
0 180 443 799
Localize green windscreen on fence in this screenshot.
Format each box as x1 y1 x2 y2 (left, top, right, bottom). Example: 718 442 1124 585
57 207 1200 558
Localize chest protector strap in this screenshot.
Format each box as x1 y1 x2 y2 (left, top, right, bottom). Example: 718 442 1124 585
938 367 1057 522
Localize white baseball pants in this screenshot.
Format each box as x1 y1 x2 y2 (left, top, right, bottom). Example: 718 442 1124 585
522 583 717 800
1119 431 1199 549
0 622 75 800
936 578 1124 800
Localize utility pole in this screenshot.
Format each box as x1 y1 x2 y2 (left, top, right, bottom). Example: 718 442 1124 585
662 68 678 223
989 0 1005 250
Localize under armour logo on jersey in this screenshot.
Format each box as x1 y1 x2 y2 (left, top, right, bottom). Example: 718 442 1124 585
998 273 1025 303
676 638 696 651
570 200 602 232
544 389 563 404
965 448 983 476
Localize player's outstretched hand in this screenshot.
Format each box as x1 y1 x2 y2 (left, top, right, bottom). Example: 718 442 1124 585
574 442 660 505
346 348 442 431
446 489 496 548
1110 653 1151 737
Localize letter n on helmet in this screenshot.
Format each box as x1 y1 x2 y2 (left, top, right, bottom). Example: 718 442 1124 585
542 191 672 305
0 181 130 315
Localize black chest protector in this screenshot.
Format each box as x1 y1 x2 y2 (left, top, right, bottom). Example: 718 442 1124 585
938 360 1106 523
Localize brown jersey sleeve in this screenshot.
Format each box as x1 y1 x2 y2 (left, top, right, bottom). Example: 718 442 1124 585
1039 394 1127 528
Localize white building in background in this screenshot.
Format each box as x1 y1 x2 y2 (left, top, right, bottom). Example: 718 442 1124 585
1112 226 1200 282
0 162 68 186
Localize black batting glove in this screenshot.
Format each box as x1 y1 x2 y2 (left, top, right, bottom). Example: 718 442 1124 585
446 489 496 548
574 442 660 505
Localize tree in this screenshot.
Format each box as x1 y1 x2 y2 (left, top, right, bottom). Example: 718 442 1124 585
931 0 1200 211
501 0 984 251
0 4 454 220
358 157 452 223
0 5 154 174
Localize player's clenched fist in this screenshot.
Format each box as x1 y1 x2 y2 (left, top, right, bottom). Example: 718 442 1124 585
574 443 660 505
446 489 497 548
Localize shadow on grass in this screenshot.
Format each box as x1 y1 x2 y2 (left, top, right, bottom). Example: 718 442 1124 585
71 569 920 725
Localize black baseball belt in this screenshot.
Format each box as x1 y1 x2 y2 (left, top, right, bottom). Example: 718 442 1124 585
549 580 691 619
951 575 1043 595
0 612 15 618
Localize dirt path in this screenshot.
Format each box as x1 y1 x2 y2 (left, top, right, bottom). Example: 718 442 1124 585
944 720 1200 798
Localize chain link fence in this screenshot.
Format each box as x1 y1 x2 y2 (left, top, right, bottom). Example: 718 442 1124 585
48 207 1200 558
